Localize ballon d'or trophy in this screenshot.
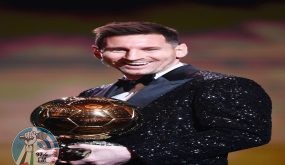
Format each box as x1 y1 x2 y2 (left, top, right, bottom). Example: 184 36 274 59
30 97 139 164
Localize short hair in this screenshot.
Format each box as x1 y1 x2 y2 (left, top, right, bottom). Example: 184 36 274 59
93 21 180 49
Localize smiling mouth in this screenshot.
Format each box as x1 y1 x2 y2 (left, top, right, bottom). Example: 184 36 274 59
124 62 151 66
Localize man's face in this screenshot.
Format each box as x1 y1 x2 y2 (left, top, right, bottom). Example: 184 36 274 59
97 34 187 79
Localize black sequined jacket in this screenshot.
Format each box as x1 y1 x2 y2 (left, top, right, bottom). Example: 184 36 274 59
78 65 272 165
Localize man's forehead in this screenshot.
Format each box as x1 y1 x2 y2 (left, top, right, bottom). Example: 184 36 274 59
106 34 166 41
105 34 167 46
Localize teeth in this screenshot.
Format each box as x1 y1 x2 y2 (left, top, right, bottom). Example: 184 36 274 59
126 62 149 66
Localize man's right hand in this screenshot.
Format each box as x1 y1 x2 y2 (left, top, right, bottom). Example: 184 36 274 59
65 144 131 165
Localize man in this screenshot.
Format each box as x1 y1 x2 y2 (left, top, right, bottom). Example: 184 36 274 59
71 21 271 164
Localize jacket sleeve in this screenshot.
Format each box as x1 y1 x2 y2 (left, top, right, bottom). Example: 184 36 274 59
119 76 272 164
187 77 272 159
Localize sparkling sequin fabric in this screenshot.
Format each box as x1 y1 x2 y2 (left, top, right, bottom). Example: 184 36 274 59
80 70 272 165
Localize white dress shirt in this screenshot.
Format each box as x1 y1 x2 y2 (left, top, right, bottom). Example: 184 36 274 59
112 62 185 101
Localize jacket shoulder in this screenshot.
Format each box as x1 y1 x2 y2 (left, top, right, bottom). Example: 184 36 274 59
193 70 271 100
196 70 267 89
194 70 231 81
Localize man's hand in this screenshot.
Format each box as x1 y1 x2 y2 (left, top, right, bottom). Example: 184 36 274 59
67 144 131 165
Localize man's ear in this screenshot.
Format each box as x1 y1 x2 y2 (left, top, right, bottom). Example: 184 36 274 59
175 43 188 59
92 45 102 59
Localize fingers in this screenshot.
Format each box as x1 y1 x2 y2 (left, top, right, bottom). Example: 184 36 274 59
46 156 58 164
68 142 121 149
69 160 93 165
68 143 93 149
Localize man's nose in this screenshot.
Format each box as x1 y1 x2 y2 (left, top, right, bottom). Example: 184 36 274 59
125 50 138 60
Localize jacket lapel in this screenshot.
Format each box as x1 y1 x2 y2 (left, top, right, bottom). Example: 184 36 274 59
127 65 199 108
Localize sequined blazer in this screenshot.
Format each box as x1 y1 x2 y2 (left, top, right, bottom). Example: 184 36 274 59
78 65 272 165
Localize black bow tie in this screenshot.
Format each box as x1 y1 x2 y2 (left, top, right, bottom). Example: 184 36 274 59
116 74 155 91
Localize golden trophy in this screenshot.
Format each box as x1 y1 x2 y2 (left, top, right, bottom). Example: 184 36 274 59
30 96 139 164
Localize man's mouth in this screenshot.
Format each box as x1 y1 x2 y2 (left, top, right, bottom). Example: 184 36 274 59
124 62 151 66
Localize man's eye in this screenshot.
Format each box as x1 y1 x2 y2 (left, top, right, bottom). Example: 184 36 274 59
106 50 126 53
144 48 159 51
115 49 127 53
